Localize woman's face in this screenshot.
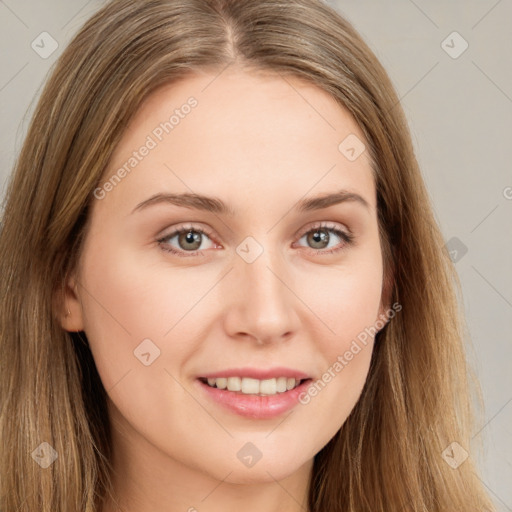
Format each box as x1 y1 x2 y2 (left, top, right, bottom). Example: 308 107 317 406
62 68 388 487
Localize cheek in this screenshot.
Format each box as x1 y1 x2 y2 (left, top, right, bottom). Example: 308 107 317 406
77 235 222 387
298 249 384 348
293 250 382 432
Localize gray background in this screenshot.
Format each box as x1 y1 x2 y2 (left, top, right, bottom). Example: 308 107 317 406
1 0 511 509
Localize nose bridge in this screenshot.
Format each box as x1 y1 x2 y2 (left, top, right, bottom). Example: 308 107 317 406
224 234 298 342
245 246 285 302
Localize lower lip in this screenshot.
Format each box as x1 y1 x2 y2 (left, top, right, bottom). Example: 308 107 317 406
196 378 312 419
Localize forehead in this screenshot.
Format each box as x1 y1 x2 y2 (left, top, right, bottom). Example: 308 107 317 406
99 67 376 217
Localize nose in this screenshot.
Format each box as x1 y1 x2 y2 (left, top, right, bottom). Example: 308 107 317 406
222 240 300 346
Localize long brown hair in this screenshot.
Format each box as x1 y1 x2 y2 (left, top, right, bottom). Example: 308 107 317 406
0 0 495 510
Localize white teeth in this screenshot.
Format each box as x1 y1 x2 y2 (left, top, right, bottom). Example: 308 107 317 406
241 378 260 394
260 378 277 395
216 377 227 389
204 376 303 395
227 376 241 392
276 376 287 393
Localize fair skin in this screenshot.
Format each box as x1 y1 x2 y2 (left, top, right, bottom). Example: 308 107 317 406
58 67 389 512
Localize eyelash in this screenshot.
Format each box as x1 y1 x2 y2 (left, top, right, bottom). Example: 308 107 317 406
157 222 355 258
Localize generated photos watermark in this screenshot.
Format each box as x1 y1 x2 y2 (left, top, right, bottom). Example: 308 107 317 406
93 96 198 200
298 301 402 405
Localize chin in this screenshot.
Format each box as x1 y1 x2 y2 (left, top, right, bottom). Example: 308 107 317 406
199 446 312 485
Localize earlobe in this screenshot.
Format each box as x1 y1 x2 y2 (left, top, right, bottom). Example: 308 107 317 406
375 304 390 332
376 260 396 329
54 273 85 332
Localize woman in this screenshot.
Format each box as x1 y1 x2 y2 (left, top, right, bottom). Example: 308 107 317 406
0 0 496 510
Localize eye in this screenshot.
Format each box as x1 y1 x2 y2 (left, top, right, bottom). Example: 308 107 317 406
157 221 355 258
157 224 218 257
294 222 355 255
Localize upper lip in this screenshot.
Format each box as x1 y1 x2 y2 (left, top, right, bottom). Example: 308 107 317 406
199 367 311 380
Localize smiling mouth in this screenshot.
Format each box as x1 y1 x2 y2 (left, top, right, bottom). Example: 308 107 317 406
198 376 310 396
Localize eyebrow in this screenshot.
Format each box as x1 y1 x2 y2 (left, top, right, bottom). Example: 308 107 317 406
130 189 371 216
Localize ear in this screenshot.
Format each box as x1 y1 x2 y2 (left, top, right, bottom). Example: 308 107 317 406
376 255 396 327
53 271 85 332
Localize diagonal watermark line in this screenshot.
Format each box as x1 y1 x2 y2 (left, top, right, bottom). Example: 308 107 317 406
406 0 439 28
387 61 439 114
0 0 29 28
475 473 512 511
0 62 28 92
163 368 234 438
265 265 336 335
472 0 504 29
265 470 309 511
278 72 336 130
163 163 196 191
472 60 512 105
266 164 337 234
76 278 133 335
472 394 512 439
162 267 234 337
470 204 499 233
265 410 294 438
61 0 94 30
471 265 512 309
13 490 35 512
107 368 132 393
201 61 233 93
200 471 233 502
164 163 234 234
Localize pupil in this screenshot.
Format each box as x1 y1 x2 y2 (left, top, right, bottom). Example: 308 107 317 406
310 229 328 248
180 230 201 250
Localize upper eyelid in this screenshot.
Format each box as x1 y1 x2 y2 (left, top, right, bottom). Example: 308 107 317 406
295 221 351 238
159 223 214 238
